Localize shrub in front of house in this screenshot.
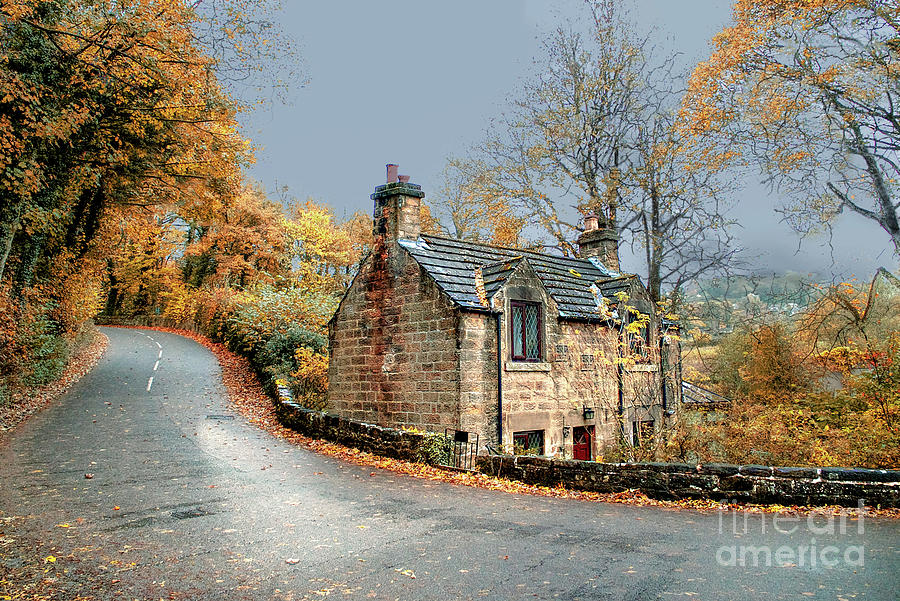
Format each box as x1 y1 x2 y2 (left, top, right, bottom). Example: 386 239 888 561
174 286 335 407
418 432 452 466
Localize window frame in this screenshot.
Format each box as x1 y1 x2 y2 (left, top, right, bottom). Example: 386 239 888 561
509 300 543 362
512 430 545 456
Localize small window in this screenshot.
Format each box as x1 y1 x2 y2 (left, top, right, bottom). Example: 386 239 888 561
580 354 594 370
632 420 655 447
510 301 542 362
513 430 544 455
626 322 651 362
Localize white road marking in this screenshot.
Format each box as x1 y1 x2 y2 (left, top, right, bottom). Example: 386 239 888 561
153 360 159 371
155 342 161 349
146 377 154 392
158 350 163 359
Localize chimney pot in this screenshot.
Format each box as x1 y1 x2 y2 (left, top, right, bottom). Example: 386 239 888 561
371 166 425 243
577 218 620 271
386 163 399 183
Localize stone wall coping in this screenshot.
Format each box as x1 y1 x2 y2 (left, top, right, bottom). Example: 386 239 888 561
371 182 426 200
483 455 900 484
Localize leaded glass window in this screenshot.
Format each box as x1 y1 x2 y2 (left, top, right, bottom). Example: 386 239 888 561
513 430 544 455
510 301 542 361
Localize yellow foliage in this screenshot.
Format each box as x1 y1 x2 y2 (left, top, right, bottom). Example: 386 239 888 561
290 347 329 399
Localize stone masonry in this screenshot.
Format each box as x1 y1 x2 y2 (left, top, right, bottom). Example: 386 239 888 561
327 183 462 432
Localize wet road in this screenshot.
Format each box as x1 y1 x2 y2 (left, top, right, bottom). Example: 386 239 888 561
1 327 898 600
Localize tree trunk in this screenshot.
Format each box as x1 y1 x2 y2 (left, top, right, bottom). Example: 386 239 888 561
647 187 662 303
0 201 23 282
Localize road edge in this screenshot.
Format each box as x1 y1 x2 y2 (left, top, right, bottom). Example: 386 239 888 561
0 325 108 437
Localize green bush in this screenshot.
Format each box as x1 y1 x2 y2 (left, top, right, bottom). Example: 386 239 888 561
261 324 327 377
18 308 69 387
184 285 335 407
418 432 452 466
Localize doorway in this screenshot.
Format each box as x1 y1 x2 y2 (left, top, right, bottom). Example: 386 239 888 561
572 425 594 461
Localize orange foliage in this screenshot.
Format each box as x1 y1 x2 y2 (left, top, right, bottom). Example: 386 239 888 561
183 183 288 290
681 0 900 256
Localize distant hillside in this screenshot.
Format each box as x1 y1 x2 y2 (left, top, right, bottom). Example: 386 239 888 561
683 271 828 306
681 268 898 339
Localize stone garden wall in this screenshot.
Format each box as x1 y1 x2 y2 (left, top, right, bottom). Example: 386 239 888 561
273 396 900 508
274 396 426 462
477 455 900 508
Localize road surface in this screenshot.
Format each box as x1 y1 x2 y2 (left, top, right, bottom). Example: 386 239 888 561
1 327 897 600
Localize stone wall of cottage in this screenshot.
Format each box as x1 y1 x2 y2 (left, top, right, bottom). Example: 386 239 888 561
468 262 671 460
327 243 462 432
457 311 499 446
472 263 597 458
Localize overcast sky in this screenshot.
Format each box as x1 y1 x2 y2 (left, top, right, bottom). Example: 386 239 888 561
237 0 895 281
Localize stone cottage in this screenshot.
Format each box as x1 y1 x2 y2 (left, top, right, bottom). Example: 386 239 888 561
326 167 681 460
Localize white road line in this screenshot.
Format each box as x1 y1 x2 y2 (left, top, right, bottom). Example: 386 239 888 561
153 360 159 371
155 342 161 349
158 350 163 359
146 377 154 392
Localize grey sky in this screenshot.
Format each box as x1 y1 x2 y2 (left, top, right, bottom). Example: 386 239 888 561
239 0 895 281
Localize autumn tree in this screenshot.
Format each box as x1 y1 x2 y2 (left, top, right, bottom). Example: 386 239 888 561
629 107 741 302
462 0 737 301
283 200 358 293
794 268 900 355
103 211 185 316
0 0 299 286
181 182 289 290
683 0 900 256
0 0 255 289
428 158 526 247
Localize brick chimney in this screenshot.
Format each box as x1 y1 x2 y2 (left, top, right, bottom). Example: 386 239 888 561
371 163 424 242
577 212 620 271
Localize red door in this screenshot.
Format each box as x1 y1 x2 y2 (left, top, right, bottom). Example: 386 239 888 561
572 426 593 461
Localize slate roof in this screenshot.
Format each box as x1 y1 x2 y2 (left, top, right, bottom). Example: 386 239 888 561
398 234 641 321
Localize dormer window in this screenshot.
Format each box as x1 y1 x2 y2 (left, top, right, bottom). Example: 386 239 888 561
510 301 542 361
629 323 650 361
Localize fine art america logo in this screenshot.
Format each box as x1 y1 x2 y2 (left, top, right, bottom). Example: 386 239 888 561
716 501 866 568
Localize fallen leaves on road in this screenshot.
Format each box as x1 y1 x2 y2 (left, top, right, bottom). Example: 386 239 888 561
126 326 900 518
